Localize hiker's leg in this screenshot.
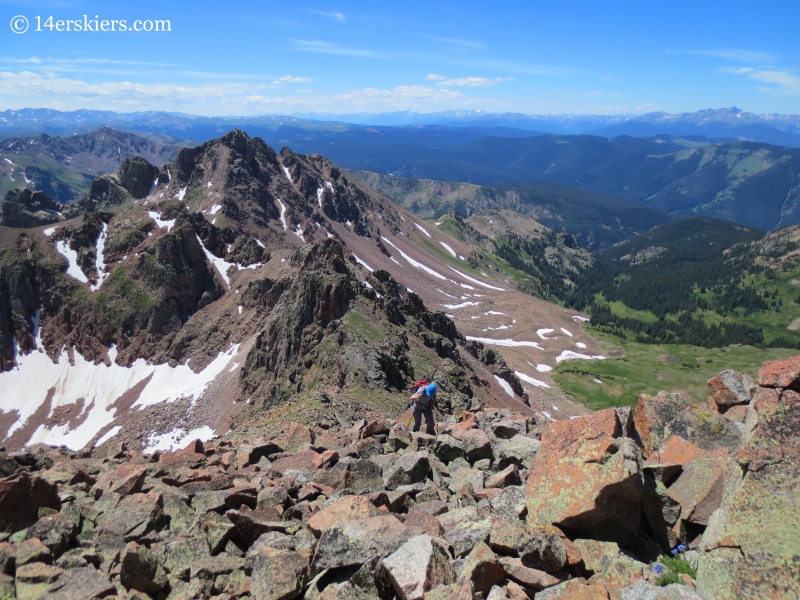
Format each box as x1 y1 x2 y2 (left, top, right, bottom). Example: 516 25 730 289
412 407 422 432
424 405 435 435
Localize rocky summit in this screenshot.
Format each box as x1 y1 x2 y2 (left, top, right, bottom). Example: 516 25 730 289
0 355 797 599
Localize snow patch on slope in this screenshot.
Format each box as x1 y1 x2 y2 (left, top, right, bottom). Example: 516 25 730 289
3 339 239 451
143 426 216 454
56 240 88 283
353 254 374 272
90 222 109 292
414 223 431 237
465 336 543 350
440 242 456 257
276 199 288 230
555 350 605 363
494 375 515 397
381 236 447 281
441 301 481 310
148 211 175 232
515 371 550 389
447 266 505 291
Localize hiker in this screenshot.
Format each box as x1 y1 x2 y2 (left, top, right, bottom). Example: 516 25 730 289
410 380 437 435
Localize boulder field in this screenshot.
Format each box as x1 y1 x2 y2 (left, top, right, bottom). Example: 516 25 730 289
0 357 798 599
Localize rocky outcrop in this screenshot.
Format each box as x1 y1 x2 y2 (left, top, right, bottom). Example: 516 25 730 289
239 239 476 412
79 174 132 213
118 156 160 199
695 358 800 599
526 408 644 546
0 189 68 228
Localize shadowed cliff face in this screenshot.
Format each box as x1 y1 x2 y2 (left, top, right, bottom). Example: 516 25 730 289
1 189 73 228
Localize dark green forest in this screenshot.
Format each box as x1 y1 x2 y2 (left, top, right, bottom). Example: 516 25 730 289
563 217 798 348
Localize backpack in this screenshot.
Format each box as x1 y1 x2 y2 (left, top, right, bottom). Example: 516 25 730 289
412 380 433 408
412 379 430 389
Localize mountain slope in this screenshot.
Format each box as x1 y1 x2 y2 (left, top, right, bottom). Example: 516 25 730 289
350 171 672 250
0 127 180 203
0 130 604 453
563 217 800 349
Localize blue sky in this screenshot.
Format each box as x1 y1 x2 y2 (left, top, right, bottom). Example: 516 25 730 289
1 0 798 116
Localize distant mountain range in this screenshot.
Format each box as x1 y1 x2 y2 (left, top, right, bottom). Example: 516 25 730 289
4 125 800 233
2 106 800 147
0 126 180 203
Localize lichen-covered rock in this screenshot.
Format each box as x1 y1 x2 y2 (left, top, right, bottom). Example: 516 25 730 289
499 556 561 593
119 542 168 595
0 471 60 533
489 485 527 522
47 566 116 600
757 355 800 389
447 519 492 558
696 387 800 599
519 528 568 574
663 404 741 453
448 467 485 494
707 369 756 412
532 577 609 599
526 408 643 545
384 452 431 490
486 464 521 489
491 435 540 470
634 392 685 459
250 547 308 600
382 534 455 600
14 562 64 600
313 515 412 570
487 518 527 556
453 429 493 463
459 541 505 596
308 495 381 536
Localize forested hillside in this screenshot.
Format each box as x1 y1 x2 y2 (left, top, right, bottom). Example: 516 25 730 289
566 217 800 348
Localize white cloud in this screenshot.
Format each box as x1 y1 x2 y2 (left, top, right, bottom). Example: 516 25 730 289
0 71 245 106
0 57 173 67
718 66 754 75
0 71 509 115
683 49 776 63
436 77 513 87
289 39 378 58
273 75 313 84
720 66 800 96
749 70 800 95
417 35 486 51
426 74 446 80
307 10 345 23
245 85 468 112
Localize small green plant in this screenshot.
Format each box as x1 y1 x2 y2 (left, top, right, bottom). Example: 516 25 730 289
655 570 682 586
661 554 697 578
652 553 697 586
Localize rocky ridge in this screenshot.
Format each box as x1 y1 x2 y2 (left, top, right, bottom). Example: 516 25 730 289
1 128 604 453
0 356 797 599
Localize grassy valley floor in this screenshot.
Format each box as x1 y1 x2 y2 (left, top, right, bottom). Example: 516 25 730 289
551 326 797 411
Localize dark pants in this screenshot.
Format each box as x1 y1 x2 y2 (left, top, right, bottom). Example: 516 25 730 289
412 403 435 435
